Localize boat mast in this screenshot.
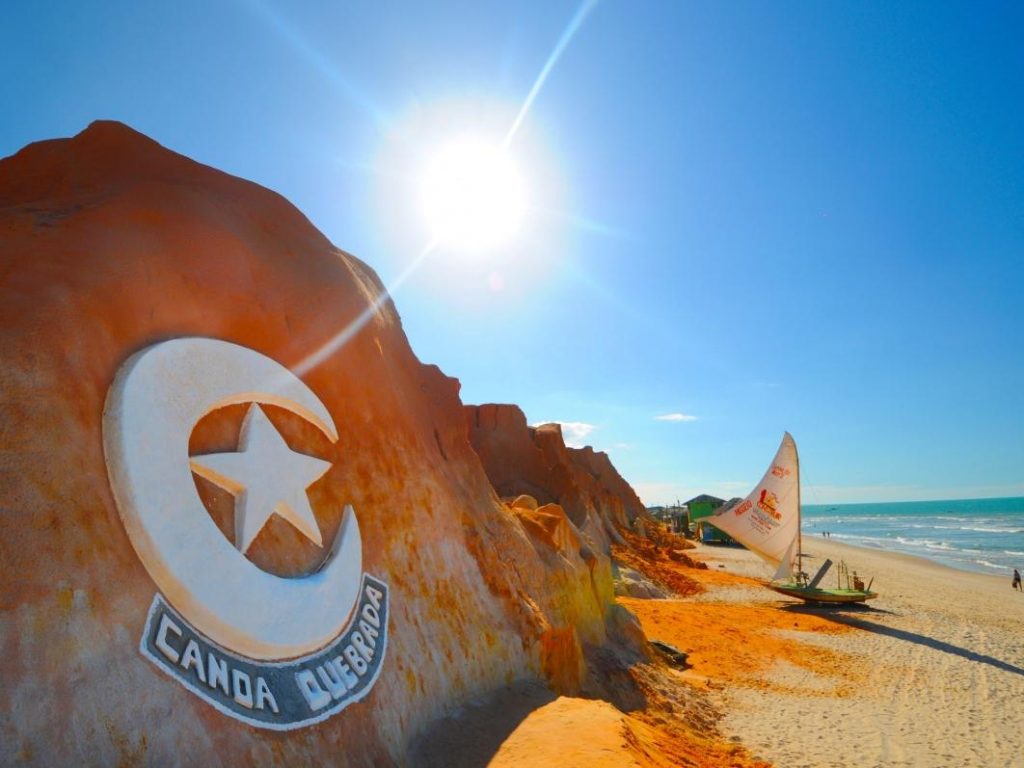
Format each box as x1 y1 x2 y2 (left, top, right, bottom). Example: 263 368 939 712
794 434 802 583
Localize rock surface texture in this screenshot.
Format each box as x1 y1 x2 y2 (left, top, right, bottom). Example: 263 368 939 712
464 403 647 549
0 123 638 765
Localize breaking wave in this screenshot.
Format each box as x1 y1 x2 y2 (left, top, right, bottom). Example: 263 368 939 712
804 496 1024 575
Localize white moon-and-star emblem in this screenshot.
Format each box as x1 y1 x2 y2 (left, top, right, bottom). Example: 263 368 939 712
103 337 365 660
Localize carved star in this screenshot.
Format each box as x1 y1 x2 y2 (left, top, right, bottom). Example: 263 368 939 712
190 404 331 554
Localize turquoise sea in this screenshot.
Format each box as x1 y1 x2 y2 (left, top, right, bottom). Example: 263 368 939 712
802 496 1024 577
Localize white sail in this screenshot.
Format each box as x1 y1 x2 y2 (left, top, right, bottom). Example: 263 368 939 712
707 432 800 580
772 539 796 582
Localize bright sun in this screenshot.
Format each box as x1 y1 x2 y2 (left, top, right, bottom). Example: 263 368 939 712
419 138 526 252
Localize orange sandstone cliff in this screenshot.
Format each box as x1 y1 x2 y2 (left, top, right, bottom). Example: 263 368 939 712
464 403 646 548
0 122 634 765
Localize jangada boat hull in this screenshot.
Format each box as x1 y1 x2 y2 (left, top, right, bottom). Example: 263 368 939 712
769 583 878 603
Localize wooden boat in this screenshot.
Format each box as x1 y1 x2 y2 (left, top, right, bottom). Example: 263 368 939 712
707 432 877 604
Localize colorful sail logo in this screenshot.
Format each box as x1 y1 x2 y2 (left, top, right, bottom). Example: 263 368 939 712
757 489 781 520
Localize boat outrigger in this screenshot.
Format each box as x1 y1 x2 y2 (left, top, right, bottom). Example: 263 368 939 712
707 432 877 604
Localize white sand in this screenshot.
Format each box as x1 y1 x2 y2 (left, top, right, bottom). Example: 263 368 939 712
699 536 1024 768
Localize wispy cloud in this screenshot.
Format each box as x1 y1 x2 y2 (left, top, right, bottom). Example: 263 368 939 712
655 412 698 422
533 421 596 448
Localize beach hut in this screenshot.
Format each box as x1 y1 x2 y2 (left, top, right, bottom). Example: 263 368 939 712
685 493 735 544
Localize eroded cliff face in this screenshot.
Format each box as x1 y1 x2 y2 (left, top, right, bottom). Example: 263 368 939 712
464 403 646 549
0 122 621 766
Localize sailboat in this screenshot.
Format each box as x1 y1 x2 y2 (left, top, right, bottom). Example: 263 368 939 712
706 432 877 604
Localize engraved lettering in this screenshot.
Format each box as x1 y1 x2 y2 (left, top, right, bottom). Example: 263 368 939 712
255 677 279 713
180 639 206 683
207 653 229 695
334 657 359 689
232 669 254 709
343 644 368 675
296 669 331 711
365 585 383 610
351 631 374 663
155 614 182 663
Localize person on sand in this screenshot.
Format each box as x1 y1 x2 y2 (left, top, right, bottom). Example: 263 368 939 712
1013 568 1022 592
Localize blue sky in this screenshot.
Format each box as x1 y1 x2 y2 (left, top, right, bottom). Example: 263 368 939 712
3 1 1022 504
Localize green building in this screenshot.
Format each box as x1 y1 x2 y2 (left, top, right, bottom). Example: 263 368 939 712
685 494 736 544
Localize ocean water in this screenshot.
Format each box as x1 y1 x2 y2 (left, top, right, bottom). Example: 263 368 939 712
802 497 1024 577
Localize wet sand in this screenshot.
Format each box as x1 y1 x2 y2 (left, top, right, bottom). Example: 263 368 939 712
627 536 1024 768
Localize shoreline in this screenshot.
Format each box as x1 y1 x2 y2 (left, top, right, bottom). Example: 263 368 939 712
700 530 1016 584
792 533 1012 585
809 533 1020 578
620 532 1024 767
801 496 1024 577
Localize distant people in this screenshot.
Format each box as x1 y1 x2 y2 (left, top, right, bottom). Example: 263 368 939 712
1013 569 1022 592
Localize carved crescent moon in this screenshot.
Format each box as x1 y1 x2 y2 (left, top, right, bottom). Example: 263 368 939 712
103 337 362 660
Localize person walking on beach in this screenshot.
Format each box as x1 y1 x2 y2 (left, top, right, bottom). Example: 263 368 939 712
1013 568 1022 592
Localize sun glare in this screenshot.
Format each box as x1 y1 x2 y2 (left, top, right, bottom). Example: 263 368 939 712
419 138 526 252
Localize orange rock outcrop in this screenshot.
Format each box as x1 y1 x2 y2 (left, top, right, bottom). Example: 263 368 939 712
0 122 619 765
465 403 646 548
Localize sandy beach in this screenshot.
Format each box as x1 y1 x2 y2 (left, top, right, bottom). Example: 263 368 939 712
623 535 1024 768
